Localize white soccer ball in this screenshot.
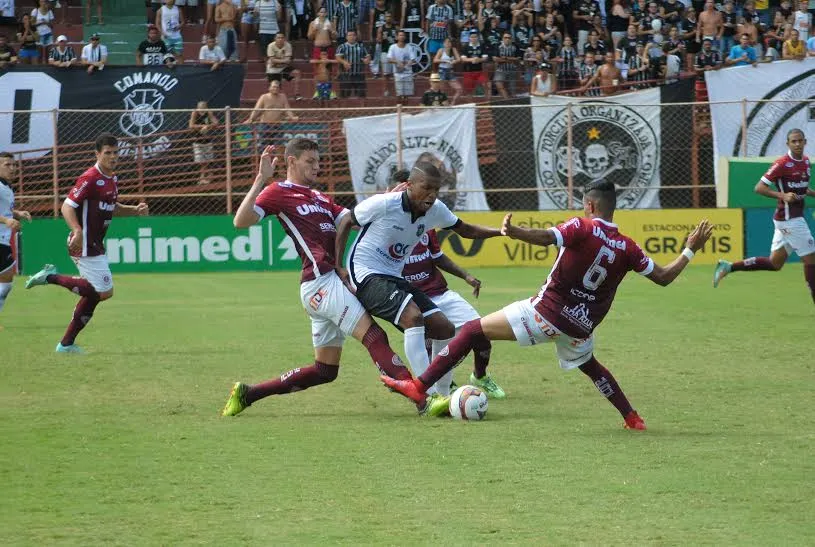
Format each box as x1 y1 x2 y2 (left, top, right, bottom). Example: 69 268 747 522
651 18 662 32
449 385 488 420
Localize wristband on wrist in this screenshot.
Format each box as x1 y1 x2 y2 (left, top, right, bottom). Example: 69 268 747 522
681 248 695 260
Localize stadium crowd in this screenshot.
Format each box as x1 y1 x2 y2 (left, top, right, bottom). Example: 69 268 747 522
0 0 814 102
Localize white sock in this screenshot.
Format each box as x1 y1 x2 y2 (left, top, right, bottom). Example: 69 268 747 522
431 338 454 396
404 326 431 392
0 282 12 312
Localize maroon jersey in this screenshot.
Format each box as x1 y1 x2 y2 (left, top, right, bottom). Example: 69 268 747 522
65 164 119 258
532 217 654 339
254 180 348 283
761 152 811 221
402 229 449 297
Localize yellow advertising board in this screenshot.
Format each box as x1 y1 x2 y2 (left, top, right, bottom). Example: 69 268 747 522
439 209 743 267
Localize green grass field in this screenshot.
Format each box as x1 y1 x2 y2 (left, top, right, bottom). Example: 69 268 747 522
1 266 813 545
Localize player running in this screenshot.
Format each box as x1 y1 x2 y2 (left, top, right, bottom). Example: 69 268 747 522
334 162 504 406
389 169 496 399
25 134 149 353
221 140 446 417
0 152 32 323
382 180 713 430
713 128 815 304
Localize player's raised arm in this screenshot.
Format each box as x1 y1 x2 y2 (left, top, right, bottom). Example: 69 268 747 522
234 145 277 228
646 219 713 286
435 254 481 297
500 212 559 246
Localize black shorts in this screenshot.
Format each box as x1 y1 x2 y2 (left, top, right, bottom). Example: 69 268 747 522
355 274 439 328
267 66 295 82
0 244 15 274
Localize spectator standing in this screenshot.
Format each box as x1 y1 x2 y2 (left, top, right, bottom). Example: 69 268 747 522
719 1 737 54
433 37 462 102
593 52 622 94
553 34 578 89
523 35 545 85
48 34 75 67
422 72 449 105
334 0 358 45
793 0 810 41
493 31 519 98
81 33 107 73
136 25 167 66
309 6 337 58
582 27 606 61
608 0 630 48
573 0 600 54
460 30 489 97
680 6 699 69
199 34 226 68
694 37 721 71
510 11 532 51
310 47 338 100
0 34 17 69
387 29 417 100
403 0 425 28
205 0 219 36
189 101 219 185
157 0 185 62
725 32 758 65
697 0 721 44
529 61 555 96
425 0 455 55
661 41 680 82
86 0 103 25
240 0 259 61
287 0 313 40
481 14 502 54
247 80 300 123
32 0 54 61
215 0 239 61
627 42 649 88
660 0 683 28
256 0 281 59
17 14 38 65
578 51 600 95
369 0 389 77
375 12 398 87
783 28 807 58
267 33 302 98
336 30 371 97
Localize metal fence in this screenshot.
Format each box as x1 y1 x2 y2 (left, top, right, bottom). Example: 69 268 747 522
0 99 776 216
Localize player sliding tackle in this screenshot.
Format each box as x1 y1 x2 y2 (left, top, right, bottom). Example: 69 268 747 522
334 161 504 416
714 128 815 304
222 140 432 416
383 180 713 430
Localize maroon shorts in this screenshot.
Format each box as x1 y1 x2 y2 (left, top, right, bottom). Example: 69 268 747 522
462 71 487 93
312 46 336 60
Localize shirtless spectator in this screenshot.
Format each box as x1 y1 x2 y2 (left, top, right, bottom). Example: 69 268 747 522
310 47 339 101
587 51 621 95
267 33 302 99
697 1 722 46
247 80 300 124
216 0 239 61
308 6 337 58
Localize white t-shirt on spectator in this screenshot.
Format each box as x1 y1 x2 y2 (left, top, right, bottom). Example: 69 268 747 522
160 5 182 40
387 43 416 80
81 43 108 63
0 0 14 18
31 8 54 36
199 44 226 62
793 10 810 41
256 0 280 35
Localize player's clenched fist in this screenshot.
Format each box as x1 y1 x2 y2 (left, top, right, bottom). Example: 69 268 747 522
136 202 149 216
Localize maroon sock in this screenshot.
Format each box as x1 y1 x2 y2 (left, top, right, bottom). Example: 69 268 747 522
805 264 815 304
419 319 487 388
60 295 100 346
245 361 339 404
47 274 99 298
578 357 633 418
473 343 493 379
731 257 776 272
361 323 412 380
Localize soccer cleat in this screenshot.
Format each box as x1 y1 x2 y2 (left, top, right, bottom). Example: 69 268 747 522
421 393 451 417
469 372 506 400
624 410 647 430
380 375 425 405
712 260 732 288
55 342 84 354
25 264 57 289
222 382 250 416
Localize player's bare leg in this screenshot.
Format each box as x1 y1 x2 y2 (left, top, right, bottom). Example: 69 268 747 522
714 248 787 287
801 252 815 304
0 262 14 315
577 356 645 430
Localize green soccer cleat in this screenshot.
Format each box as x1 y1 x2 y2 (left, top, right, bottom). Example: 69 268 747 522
713 259 732 288
26 264 57 289
470 372 506 400
420 393 451 417
55 342 84 354
222 382 250 416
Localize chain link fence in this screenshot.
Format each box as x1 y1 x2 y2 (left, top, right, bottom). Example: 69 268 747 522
4 99 767 217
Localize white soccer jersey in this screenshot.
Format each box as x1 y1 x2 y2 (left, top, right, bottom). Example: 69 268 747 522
348 191 459 286
0 180 14 246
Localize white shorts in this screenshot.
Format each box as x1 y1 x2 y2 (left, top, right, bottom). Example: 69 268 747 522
193 142 214 163
430 290 479 328
299 271 367 348
72 255 113 293
771 217 815 257
394 76 414 97
502 298 594 370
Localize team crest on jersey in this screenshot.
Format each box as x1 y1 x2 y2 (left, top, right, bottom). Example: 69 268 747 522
416 224 425 236
96 180 106 186
536 102 658 209
786 162 794 168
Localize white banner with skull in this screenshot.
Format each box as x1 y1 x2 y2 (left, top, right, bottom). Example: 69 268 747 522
531 88 661 210
343 106 489 211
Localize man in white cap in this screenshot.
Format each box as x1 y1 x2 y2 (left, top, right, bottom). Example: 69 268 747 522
48 34 76 67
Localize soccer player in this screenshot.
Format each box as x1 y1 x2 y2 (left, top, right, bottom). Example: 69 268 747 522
382 180 713 430
389 169 497 398
25 133 149 353
713 128 815 304
0 152 32 320
334 162 504 405
221 140 446 417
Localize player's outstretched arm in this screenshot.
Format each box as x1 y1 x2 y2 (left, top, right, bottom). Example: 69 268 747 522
646 219 713 286
451 220 502 240
500 213 558 246
435 254 481 297
234 145 277 228
114 202 149 216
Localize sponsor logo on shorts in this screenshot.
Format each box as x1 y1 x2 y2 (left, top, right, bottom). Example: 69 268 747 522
389 290 399 300
337 305 349 327
570 288 596 301
309 288 328 310
560 303 594 331
532 313 558 338
520 315 537 345
439 346 449 356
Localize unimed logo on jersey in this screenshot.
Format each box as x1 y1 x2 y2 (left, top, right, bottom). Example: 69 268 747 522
113 71 179 158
